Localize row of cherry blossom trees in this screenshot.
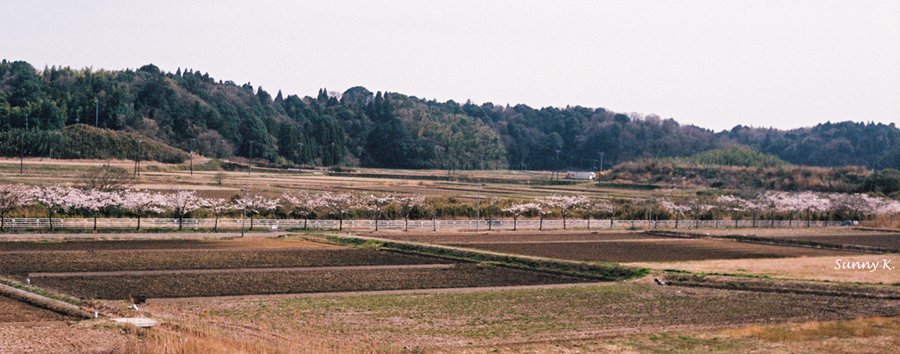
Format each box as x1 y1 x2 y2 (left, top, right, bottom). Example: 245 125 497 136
0 185 434 231
0 184 897 231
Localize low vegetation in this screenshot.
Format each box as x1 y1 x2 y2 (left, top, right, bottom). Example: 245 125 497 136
0 124 187 163
603 158 900 195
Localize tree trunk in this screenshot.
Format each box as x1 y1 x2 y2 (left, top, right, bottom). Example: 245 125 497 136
562 213 567 229
93 212 98 232
675 214 679 229
513 216 518 231
539 215 544 231
214 215 218 232
48 208 54 230
250 216 254 230
488 216 492 231
432 217 436 232
136 214 141 231
340 217 344 231
587 217 591 230
178 215 183 230
304 218 308 230
404 216 409 232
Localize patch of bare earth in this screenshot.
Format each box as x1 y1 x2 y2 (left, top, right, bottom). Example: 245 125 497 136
143 283 900 352
629 254 899 284
446 238 853 262
0 296 70 323
376 230 654 243
687 227 892 237
0 320 138 353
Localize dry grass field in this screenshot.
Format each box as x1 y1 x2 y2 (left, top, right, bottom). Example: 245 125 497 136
0 157 673 201
628 254 899 284
133 282 898 352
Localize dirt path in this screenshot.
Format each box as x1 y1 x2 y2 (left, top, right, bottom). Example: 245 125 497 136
29 263 456 278
149 281 614 303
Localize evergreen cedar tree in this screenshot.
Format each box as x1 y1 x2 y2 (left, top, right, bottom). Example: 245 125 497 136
0 59 898 170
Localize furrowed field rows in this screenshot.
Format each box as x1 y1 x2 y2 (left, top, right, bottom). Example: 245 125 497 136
0 248 449 277
0 238 334 252
0 296 72 323
31 264 590 299
755 233 900 250
377 231 657 244
443 239 854 262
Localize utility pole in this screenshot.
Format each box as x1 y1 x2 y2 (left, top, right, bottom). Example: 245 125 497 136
94 98 99 127
599 152 605 172
247 141 253 175
555 149 561 181
475 183 482 232
134 139 143 177
189 139 194 176
240 188 247 237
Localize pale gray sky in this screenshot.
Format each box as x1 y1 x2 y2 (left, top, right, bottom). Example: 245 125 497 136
2 0 897 131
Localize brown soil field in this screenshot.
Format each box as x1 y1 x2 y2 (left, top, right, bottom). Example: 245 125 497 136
689 227 891 237
377 231 655 244
629 254 900 284
143 283 900 352
755 234 900 250
0 296 71 323
31 264 589 299
447 238 855 262
0 237 333 252
0 248 448 277
0 320 137 353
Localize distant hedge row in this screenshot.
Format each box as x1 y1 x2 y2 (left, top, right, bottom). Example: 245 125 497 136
0 124 187 163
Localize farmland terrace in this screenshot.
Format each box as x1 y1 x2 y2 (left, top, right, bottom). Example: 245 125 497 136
375 230 857 263
0 237 593 300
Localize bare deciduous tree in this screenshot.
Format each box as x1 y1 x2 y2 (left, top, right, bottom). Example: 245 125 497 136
78 166 134 192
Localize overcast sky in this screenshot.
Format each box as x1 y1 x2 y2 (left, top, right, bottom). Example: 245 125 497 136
2 0 897 131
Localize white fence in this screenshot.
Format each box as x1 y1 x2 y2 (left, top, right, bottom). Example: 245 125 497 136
0 218 847 231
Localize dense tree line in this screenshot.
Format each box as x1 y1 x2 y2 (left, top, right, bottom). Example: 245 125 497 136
1 59 897 169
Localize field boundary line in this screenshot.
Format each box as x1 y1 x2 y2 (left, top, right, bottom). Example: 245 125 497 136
308 233 648 281
28 264 455 278
662 274 900 300
853 227 900 233
439 238 687 245
0 282 91 319
148 281 614 303
646 230 896 254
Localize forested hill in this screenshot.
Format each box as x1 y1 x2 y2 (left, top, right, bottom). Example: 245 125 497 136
1 60 898 170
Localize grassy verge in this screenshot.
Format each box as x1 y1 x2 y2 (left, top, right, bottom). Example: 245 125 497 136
0 276 83 306
662 273 900 299
307 233 647 281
